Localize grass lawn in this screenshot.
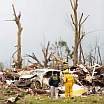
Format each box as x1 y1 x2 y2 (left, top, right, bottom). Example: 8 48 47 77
16 94 104 104
0 86 104 104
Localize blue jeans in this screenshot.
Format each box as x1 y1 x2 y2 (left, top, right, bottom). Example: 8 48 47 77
50 86 59 99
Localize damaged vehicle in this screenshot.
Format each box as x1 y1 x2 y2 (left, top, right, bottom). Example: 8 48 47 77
15 68 61 89
15 74 36 88
30 68 61 89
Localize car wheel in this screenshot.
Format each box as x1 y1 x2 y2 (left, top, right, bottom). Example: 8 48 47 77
31 81 41 89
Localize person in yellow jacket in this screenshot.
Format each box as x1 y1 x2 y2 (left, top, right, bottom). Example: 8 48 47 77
63 69 74 98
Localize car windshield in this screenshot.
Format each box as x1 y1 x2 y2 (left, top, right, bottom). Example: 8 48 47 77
43 71 60 78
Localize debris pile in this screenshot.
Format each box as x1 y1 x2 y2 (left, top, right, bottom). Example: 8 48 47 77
0 63 104 103
71 64 104 95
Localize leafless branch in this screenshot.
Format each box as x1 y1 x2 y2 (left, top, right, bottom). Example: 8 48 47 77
81 15 89 25
77 34 85 45
45 41 50 58
12 4 17 20
70 0 74 10
26 53 43 67
71 14 75 26
5 19 15 21
79 13 83 25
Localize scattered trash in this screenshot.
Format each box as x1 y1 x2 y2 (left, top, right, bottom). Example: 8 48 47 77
6 95 19 104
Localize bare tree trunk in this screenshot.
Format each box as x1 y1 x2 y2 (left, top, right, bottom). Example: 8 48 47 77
42 41 53 68
70 0 88 66
81 45 85 64
79 44 82 63
79 44 85 64
12 4 23 69
17 21 23 69
98 46 102 65
70 0 79 66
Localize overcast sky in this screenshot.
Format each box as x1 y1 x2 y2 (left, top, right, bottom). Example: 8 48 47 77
0 0 104 67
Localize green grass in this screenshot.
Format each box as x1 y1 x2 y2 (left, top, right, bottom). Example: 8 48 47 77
16 94 104 104
0 86 103 104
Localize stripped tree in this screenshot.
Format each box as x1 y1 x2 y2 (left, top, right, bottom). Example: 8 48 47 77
70 0 89 66
12 4 23 69
42 41 53 68
27 41 53 68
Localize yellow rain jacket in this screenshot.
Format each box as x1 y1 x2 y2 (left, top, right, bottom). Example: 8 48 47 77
63 69 74 98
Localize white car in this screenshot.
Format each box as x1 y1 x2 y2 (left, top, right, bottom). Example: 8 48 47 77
15 74 36 88
31 68 61 89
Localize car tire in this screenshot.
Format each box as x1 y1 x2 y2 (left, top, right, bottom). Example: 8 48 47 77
31 81 41 89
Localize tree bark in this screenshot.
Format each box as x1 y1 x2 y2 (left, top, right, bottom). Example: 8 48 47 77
12 4 23 69
70 0 88 66
70 0 79 66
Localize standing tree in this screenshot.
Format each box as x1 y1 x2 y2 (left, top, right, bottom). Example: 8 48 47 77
12 4 23 69
70 0 89 66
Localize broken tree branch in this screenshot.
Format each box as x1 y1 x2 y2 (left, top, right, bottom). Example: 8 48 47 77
26 53 43 67
81 15 89 25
